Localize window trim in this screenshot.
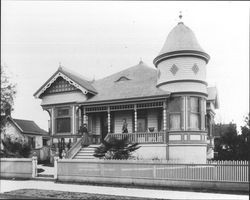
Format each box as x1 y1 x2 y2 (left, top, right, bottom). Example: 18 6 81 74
188 96 202 130
55 107 72 134
167 97 183 131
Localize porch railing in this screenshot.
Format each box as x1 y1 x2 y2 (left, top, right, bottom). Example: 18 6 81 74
106 131 167 144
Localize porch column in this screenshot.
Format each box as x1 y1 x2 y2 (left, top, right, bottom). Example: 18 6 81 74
51 107 55 136
83 107 87 125
72 105 76 134
134 105 137 132
107 106 111 133
78 106 82 130
163 101 167 131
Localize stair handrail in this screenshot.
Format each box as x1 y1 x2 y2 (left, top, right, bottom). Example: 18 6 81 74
104 132 111 142
66 137 83 159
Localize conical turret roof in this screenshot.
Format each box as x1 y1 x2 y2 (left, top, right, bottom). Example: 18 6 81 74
154 22 210 66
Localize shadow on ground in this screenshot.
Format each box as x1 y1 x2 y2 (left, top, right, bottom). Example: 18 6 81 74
1 189 162 200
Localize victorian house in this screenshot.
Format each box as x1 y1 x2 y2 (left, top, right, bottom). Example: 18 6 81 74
34 20 219 163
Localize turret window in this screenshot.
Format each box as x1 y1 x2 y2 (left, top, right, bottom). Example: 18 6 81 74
187 97 205 130
168 97 182 130
189 97 200 129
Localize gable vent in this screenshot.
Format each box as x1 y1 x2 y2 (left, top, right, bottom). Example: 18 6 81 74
115 76 130 82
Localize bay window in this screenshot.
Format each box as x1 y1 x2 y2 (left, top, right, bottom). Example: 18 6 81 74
56 107 71 133
190 97 200 129
168 97 182 130
188 97 205 130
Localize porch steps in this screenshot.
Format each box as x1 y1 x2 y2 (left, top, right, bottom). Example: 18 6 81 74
73 144 99 159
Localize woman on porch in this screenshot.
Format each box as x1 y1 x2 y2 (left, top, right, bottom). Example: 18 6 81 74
80 123 89 147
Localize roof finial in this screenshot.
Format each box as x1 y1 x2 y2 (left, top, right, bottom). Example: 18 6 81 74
139 57 143 64
178 11 183 24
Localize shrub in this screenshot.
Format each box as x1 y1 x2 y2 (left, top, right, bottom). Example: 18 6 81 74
94 136 140 160
1 136 31 158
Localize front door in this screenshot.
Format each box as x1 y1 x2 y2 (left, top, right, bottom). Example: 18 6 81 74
137 118 147 132
100 113 108 140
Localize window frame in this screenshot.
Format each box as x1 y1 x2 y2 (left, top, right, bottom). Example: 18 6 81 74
167 97 183 131
187 96 204 131
55 107 72 134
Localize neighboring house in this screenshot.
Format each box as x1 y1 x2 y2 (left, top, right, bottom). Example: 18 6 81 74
3 116 49 149
34 19 219 163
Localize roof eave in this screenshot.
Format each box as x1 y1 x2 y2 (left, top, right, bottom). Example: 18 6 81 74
78 93 171 106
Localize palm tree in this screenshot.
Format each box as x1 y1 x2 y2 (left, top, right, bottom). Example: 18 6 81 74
94 136 140 159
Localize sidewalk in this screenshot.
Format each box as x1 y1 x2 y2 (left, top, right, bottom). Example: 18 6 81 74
0 179 248 200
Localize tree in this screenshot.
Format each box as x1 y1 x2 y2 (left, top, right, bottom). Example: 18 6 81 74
214 122 239 160
94 136 140 160
214 114 250 161
0 136 31 158
0 65 17 130
238 114 250 160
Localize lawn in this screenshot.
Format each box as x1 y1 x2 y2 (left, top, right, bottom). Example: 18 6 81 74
0 189 163 200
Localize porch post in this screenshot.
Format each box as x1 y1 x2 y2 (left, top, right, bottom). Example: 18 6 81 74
134 105 137 132
163 101 167 143
83 107 87 124
163 101 167 131
51 107 55 136
78 106 82 130
72 105 76 135
107 106 111 133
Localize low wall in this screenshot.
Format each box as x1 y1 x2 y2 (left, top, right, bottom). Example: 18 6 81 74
57 159 249 192
0 158 33 179
133 144 167 160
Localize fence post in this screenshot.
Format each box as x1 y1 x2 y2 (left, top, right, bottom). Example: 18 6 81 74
153 164 156 179
213 161 217 181
32 152 37 178
54 155 59 180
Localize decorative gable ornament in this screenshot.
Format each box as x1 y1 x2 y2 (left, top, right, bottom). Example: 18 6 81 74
35 72 88 98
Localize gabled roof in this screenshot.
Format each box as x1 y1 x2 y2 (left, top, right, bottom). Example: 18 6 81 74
7 117 48 136
83 61 170 104
207 86 219 109
34 66 97 98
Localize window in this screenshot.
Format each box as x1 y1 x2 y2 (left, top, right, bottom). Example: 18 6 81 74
58 109 69 116
28 137 35 149
188 97 204 130
190 97 200 129
56 107 71 133
168 97 182 130
56 118 71 133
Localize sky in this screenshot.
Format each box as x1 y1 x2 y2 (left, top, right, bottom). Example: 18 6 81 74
1 1 249 132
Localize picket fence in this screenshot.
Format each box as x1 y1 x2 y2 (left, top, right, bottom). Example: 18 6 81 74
57 159 249 183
